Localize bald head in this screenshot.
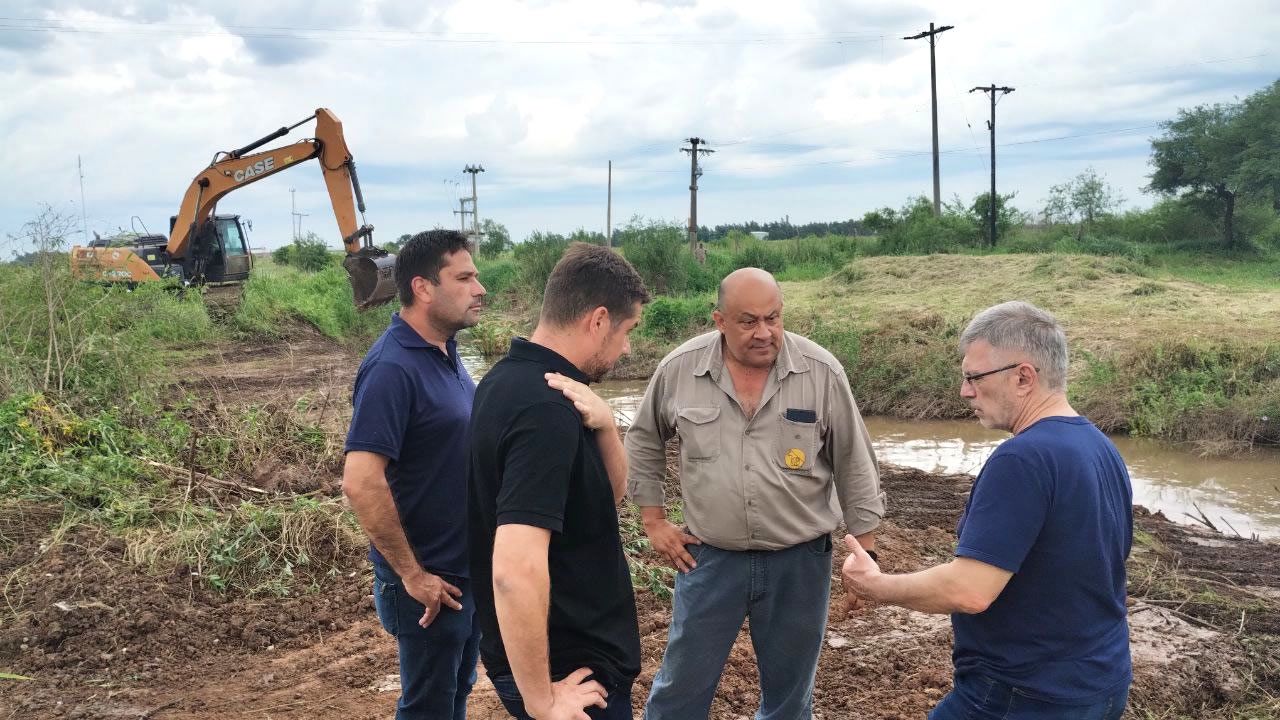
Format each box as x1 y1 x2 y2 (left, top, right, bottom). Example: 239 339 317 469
714 267 784 369
717 267 781 311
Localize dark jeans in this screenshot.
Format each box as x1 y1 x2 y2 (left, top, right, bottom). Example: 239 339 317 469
929 673 1129 720
644 536 833 720
373 564 481 720
491 672 634 720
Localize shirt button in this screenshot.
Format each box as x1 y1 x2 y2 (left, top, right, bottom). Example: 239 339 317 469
744 464 751 471
795 434 801 440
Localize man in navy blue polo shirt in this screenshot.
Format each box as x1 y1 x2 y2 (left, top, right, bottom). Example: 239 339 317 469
343 229 486 720
842 301 1133 720
469 243 651 720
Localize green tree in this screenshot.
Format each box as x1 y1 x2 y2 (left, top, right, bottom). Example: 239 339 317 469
969 192 1024 246
1148 102 1248 247
271 232 332 271
477 219 512 258
1043 167 1125 239
1235 80 1280 212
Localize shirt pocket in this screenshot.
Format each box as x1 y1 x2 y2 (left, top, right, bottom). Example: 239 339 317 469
775 415 819 472
676 406 721 462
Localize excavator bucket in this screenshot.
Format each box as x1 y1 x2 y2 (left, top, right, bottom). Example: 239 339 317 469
344 249 398 310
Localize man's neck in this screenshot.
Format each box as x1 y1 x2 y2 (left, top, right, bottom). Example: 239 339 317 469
529 326 588 373
1010 392 1078 434
721 339 774 381
401 308 451 353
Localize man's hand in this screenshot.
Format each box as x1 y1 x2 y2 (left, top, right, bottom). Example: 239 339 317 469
840 534 879 615
642 514 702 573
403 570 463 628
545 373 615 430
526 667 608 720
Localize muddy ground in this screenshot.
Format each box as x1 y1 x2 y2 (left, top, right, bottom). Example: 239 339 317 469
1 333 1277 719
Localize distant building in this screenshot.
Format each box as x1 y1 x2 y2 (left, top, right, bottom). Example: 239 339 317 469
749 231 769 241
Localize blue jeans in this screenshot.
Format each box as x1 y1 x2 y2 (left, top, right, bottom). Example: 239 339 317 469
644 536 833 720
372 564 481 720
929 673 1129 720
491 672 634 719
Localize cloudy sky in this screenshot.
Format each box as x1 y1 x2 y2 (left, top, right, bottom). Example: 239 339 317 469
1 0 1277 252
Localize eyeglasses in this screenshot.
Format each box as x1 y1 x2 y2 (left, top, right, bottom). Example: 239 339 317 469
961 362 1034 386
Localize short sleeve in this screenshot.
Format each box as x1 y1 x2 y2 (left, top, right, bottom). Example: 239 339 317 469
956 452 1049 573
345 360 413 461
496 402 583 533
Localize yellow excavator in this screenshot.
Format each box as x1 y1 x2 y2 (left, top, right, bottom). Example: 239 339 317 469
70 108 397 309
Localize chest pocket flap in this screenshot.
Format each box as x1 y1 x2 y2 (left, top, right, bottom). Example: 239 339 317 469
676 406 721 461
776 415 819 472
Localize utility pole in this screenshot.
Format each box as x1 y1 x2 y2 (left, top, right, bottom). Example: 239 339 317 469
970 84 1015 246
463 164 484 238
289 188 308 241
904 22 954 217
606 160 612 246
680 138 714 252
77 155 88 244
454 197 474 233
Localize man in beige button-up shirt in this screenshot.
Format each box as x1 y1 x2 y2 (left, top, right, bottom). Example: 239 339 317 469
627 268 884 720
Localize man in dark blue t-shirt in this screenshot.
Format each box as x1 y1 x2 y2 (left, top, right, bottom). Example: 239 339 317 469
343 230 486 720
842 301 1133 720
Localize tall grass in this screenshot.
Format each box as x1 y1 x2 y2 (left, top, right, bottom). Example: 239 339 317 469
0 262 215 412
234 262 395 343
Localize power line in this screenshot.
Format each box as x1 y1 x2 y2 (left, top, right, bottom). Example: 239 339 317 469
614 123 1160 175
0 17 901 46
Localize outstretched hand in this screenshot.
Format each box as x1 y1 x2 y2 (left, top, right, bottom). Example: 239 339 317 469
840 534 879 615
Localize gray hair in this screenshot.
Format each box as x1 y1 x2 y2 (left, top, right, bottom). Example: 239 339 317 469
959 301 1069 392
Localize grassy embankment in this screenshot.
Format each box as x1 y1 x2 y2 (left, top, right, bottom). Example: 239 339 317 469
0 258 388 599
472 238 1280 454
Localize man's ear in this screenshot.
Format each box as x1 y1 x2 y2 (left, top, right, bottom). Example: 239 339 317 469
586 306 610 336
1017 364 1038 393
712 309 726 333
411 275 434 305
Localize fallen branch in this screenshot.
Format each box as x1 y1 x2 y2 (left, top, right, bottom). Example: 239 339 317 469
143 460 268 495
1184 503 1219 533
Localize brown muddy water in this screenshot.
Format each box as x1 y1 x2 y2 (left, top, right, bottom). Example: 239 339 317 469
460 350 1280 540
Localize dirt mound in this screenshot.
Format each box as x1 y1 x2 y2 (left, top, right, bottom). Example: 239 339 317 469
0 527 379 718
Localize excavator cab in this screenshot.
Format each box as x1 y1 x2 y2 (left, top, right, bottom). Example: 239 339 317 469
173 215 252 285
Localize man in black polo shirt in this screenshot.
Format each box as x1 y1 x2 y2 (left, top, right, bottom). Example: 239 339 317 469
343 230 486 720
469 243 651 720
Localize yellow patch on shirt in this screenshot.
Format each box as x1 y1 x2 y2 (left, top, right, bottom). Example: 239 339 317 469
784 448 806 469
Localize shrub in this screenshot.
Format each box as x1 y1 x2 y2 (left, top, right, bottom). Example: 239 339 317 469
730 238 787 273
872 196 980 255
640 296 715 342
476 257 519 298
621 221 690 295
271 233 334 272
513 232 570 294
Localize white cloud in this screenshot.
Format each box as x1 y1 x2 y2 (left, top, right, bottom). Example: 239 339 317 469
0 0 1276 247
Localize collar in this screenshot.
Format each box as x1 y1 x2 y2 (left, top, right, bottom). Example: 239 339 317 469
692 331 809 381
508 337 591 384
389 312 455 354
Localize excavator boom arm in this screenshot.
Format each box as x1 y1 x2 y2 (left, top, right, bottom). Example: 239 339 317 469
164 108 394 309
